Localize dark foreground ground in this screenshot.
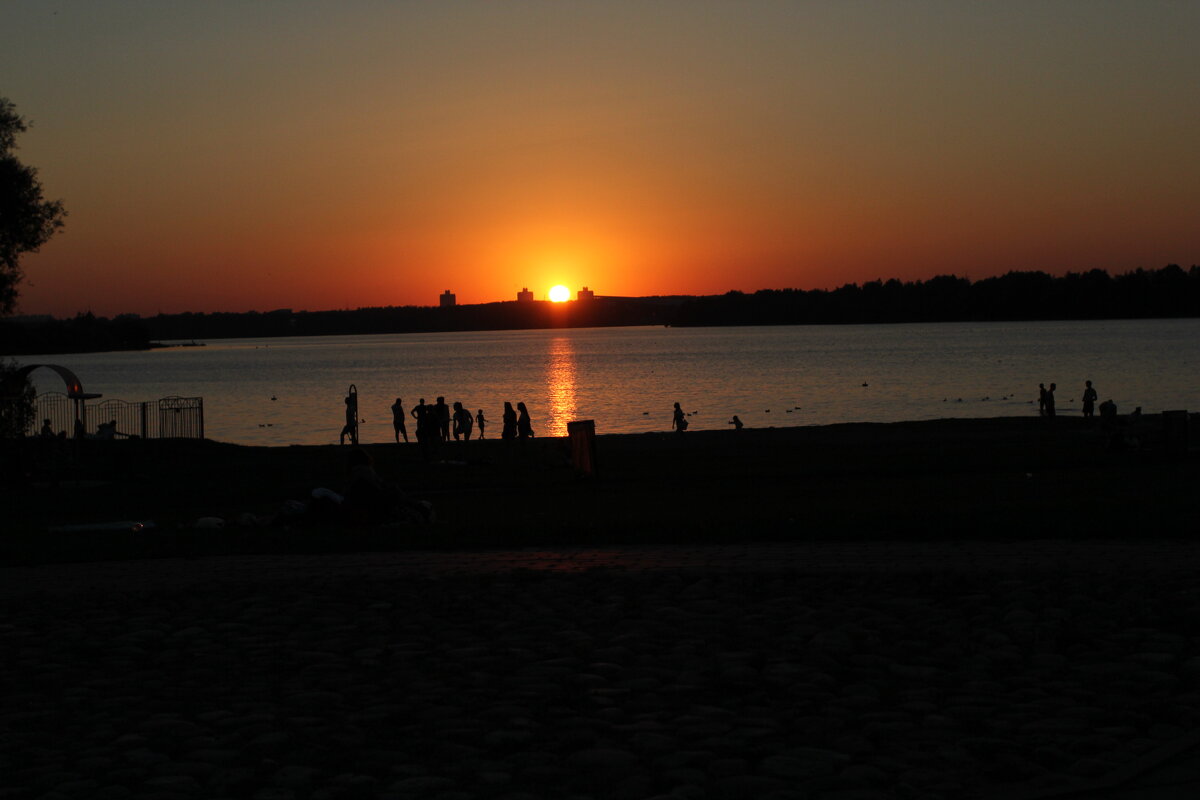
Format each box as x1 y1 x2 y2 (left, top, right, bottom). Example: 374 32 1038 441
2 417 1198 799
1 415 1197 565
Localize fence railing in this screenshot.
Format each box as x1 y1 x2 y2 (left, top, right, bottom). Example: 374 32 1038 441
18 393 204 439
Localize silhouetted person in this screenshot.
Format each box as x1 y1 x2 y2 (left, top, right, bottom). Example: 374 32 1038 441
1037 383 1047 416
434 396 450 442
1100 398 1117 423
729 415 743 430
1082 380 1098 418
476 409 486 439
502 402 517 440
411 398 434 460
340 448 433 527
672 402 688 432
391 397 409 443
1044 383 1056 419
339 394 358 445
517 402 534 439
39 418 53 437
452 401 473 441
73 418 85 439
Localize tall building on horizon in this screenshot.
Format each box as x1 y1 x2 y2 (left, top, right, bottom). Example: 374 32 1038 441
439 290 456 307
517 287 534 303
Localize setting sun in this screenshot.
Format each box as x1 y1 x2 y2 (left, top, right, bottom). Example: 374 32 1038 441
548 285 571 303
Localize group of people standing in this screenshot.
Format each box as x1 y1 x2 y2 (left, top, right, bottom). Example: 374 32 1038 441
1038 380 1100 418
383 396 534 448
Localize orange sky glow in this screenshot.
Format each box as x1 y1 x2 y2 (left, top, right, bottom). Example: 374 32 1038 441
4 1 1199 317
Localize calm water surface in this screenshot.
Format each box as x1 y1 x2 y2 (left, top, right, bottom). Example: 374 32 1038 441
22 320 1200 445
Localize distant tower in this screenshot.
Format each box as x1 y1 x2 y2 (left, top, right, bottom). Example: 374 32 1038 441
439 289 456 307
576 286 595 301
517 287 534 303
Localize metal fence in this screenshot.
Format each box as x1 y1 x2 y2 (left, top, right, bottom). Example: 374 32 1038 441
23 393 204 439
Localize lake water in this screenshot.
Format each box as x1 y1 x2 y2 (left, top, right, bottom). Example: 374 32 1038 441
17 319 1200 446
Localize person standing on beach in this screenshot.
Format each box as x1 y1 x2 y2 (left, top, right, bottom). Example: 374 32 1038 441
1045 383 1057 418
1038 383 1047 416
390 398 408 443
411 399 427 449
517 402 534 439
434 396 451 442
501 402 517 440
476 408 486 439
672 402 688 432
339 394 358 446
1082 380 1098 418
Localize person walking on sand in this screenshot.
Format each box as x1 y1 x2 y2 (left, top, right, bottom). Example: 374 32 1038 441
501 402 518 440
390 397 408 443
517 401 534 439
672 402 688 432
1082 380 1098 418
476 408 486 439
1045 382 1057 419
1038 383 1047 416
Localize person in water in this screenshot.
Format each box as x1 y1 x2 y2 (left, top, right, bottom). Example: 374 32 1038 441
672 402 688 432
517 402 534 439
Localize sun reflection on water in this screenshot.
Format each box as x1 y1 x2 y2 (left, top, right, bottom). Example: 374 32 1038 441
545 336 577 436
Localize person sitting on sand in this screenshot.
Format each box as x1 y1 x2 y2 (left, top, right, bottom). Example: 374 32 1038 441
95 419 119 440
340 448 434 526
672 402 688 432
39 418 54 437
476 408 486 439
517 402 534 439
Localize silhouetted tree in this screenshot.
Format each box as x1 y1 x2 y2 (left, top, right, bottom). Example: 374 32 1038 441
1 97 66 315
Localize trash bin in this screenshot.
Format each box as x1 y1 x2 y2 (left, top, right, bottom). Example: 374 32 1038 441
567 419 597 476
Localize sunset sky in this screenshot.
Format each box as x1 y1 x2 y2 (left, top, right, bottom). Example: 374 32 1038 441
4 1 1199 317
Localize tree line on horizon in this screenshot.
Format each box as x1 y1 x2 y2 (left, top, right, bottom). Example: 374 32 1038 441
672 265 1200 326
2 265 1199 354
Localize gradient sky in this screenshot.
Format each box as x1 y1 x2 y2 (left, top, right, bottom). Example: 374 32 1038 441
4 1 1199 317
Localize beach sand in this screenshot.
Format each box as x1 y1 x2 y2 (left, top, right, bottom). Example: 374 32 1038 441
1 417 1197 798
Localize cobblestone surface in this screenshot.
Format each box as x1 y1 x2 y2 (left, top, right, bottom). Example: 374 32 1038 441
4 542 1200 799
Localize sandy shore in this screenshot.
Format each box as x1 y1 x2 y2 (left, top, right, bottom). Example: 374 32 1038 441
2 418 1197 797
5 542 1200 799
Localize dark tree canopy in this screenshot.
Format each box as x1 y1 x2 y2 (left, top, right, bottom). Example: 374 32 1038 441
1 97 66 315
